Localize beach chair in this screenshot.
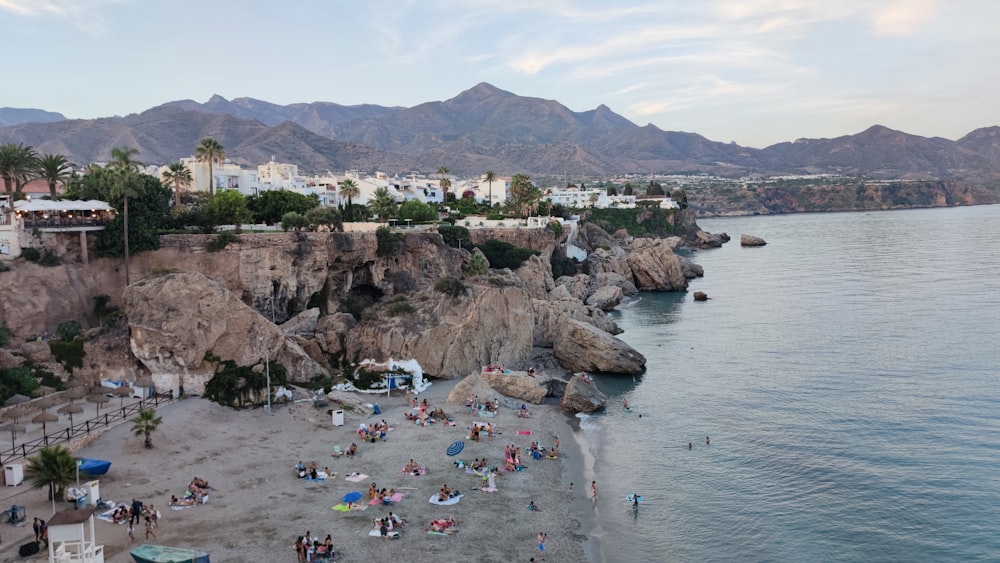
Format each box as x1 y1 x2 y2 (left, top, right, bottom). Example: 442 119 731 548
331 445 344 458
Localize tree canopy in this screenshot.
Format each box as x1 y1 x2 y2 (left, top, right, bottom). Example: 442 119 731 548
247 190 319 225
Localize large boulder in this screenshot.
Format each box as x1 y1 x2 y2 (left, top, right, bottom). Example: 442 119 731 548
482 371 548 404
315 313 357 357
679 257 704 279
447 371 507 406
585 285 623 311
741 234 767 247
694 230 730 249
552 319 645 374
591 272 638 296
625 238 688 291
561 375 607 413
347 281 534 379
532 298 621 348
584 247 632 278
281 308 320 338
124 271 329 394
515 255 555 300
554 274 591 302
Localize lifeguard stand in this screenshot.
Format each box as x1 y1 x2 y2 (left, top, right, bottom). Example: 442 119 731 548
46 507 105 563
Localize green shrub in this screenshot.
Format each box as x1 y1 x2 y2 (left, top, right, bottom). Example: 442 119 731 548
204 359 288 409
57 321 82 341
434 276 467 297
550 250 579 279
376 226 403 256
93 295 125 327
486 212 506 221
0 262 9 272
475 239 539 270
22 247 40 262
438 225 471 249
386 301 415 317
465 251 489 276
39 249 61 267
0 365 40 401
353 367 384 390
0 323 10 348
206 232 240 252
546 220 563 237
49 338 85 373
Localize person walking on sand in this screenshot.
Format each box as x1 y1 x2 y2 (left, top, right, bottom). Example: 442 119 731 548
537 531 548 560
566 482 574 497
591 481 598 502
144 516 156 540
127 522 135 543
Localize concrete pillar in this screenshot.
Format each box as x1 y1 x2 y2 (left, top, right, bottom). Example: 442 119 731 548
79 230 89 264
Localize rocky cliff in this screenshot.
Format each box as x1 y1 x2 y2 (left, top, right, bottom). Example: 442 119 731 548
0 220 701 395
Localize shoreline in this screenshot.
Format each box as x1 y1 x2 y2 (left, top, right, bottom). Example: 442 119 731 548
1 378 594 562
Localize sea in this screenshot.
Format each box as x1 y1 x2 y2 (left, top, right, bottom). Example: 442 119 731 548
580 204 1000 563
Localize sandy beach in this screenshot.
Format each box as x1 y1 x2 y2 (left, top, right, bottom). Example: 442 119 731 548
0 379 590 562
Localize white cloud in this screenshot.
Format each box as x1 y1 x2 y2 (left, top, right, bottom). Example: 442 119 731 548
871 0 939 37
0 0 124 35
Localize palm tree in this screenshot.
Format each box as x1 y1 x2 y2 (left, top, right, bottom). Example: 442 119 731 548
131 408 163 448
437 166 451 202
108 164 144 286
338 178 360 222
484 170 496 208
195 138 225 197
110 146 142 171
162 161 193 208
368 186 398 223
36 154 74 200
24 445 76 501
0 143 38 196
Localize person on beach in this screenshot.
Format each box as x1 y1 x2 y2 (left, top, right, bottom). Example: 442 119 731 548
127 522 135 543
632 494 640 509
380 519 389 542
706 436 710 445
688 442 693 449
591 481 598 502
294 537 306 562
537 531 548 560
144 516 156 540
624 398 629 409
528 500 540 512
567 482 574 497
130 499 143 525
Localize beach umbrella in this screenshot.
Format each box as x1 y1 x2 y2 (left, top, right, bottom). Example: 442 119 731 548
34 395 61 409
113 386 132 408
32 410 58 434
446 440 465 457
65 386 89 401
0 422 25 451
341 491 363 504
4 394 30 408
58 402 84 426
87 393 110 415
135 377 155 395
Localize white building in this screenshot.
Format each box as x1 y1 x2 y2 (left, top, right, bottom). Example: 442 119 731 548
543 186 638 209
160 158 259 195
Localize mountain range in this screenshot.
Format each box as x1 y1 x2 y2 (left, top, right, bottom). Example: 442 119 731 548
1 83 999 182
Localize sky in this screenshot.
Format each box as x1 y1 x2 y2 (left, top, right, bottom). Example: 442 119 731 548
1 0 998 148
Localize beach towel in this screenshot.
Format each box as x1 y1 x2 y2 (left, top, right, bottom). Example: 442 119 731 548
517 430 532 435
97 507 128 524
427 530 454 536
304 476 326 482
480 487 498 492
368 528 400 539
170 504 195 511
390 492 405 503
429 494 462 506
345 473 369 483
332 503 367 512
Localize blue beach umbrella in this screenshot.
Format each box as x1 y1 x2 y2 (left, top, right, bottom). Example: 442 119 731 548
342 491 363 503
447 440 465 456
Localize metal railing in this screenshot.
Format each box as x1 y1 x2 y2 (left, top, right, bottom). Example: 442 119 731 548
0 392 174 466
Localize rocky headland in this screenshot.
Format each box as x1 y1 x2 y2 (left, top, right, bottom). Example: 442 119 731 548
0 212 721 412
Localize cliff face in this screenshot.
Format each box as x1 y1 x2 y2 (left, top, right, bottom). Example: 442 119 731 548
1 222 687 391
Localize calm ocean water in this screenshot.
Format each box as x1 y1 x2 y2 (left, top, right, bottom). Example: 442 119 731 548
583 205 1000 563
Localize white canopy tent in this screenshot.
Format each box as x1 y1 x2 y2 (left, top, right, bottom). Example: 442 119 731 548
13 199 114 213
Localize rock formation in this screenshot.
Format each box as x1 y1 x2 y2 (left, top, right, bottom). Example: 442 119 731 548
561 375 607 413
124 271 328 394
741 234 767 247
553 319 646 374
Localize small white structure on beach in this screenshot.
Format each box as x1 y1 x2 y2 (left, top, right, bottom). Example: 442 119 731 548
46 506 105 563
335 358 431 395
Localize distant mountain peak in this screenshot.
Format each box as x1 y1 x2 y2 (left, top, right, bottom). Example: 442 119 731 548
207 94 229 104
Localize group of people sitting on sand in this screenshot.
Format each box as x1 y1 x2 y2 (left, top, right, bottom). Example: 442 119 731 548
503 444 525 472
372 512 404 531
427 516 458 533
404 459 424 476
294 532 334 562
465 395 501 415
368 482 397 503
109 503 159 525
358 420 389 442
168 476 211 507
482 363 510 375
468 458 490 472
295 461 333 480
436 483 460 502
